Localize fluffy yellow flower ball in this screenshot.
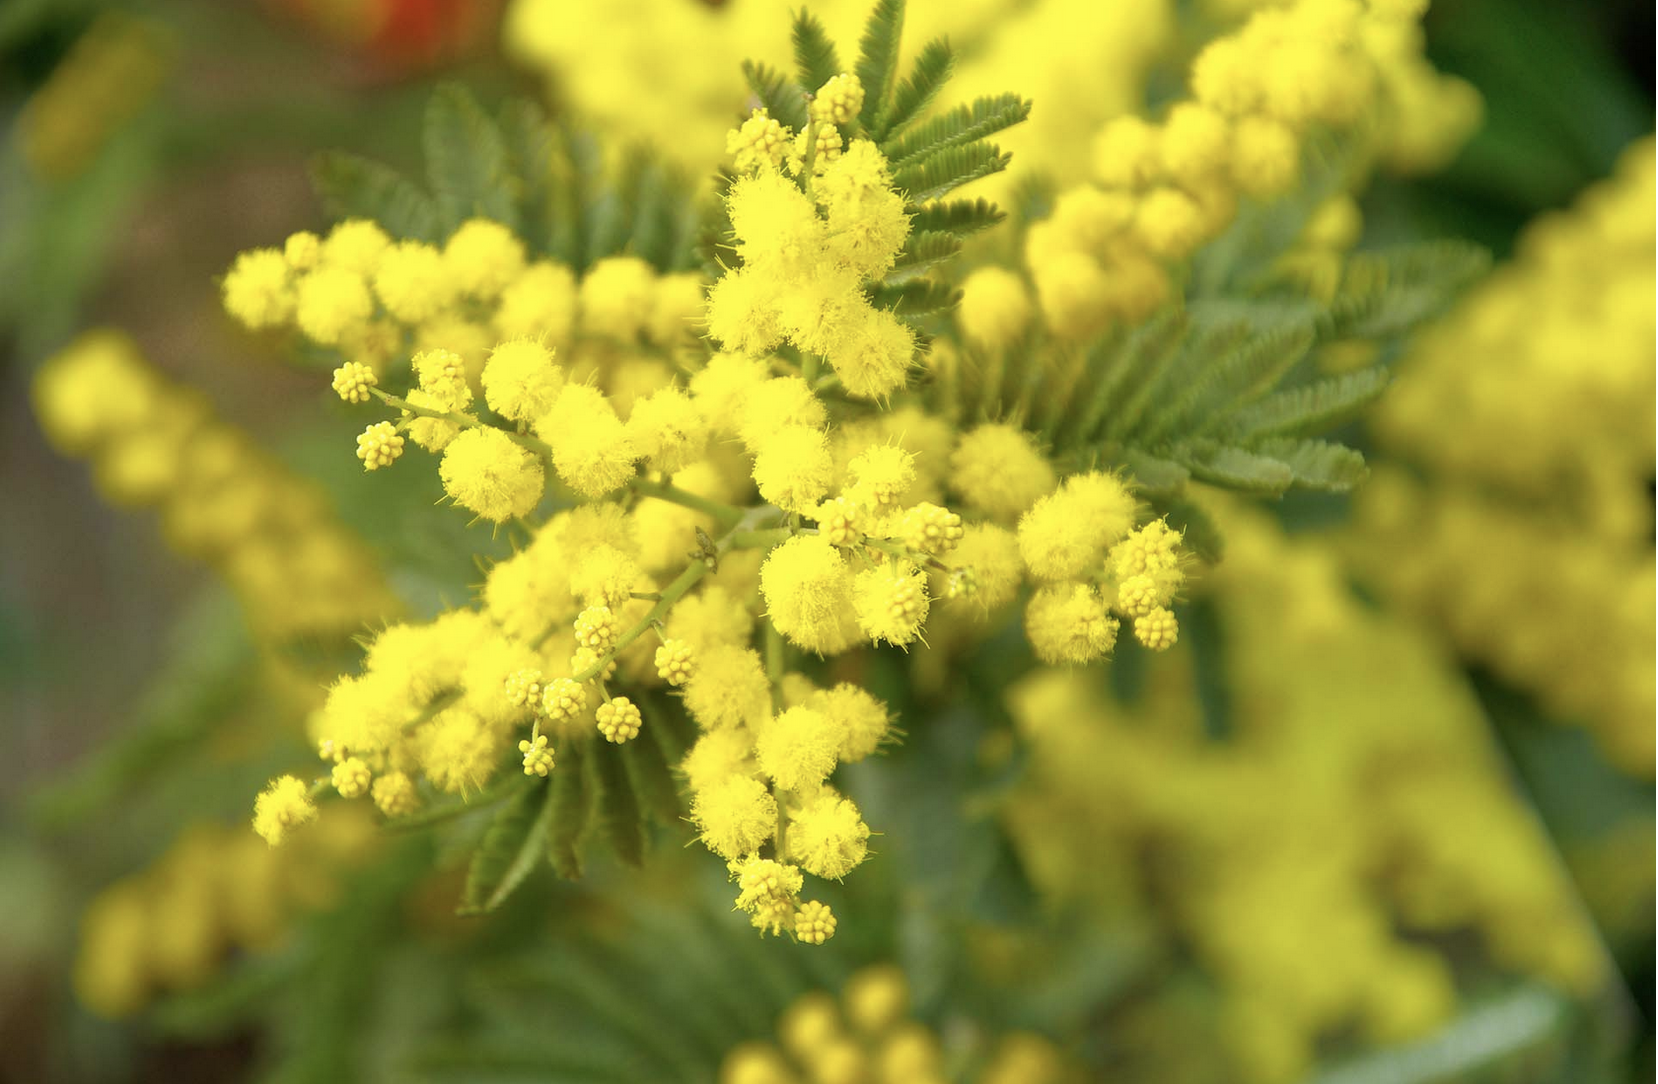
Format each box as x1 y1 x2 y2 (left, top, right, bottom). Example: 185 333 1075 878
692 774 777 860
755 706 844 792
437 426 545 523
482 338 564 423
443 218 526 298
760 536 858 654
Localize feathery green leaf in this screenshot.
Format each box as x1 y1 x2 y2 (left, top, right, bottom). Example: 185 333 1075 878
869 278 961 317
1134 324 1315 444
309 152 441 242
424 83 518 233
887 229 963 283
589 743 645 868
1251 437 1369 491
882 93 1031 170
855 0 906 137
893 140 1012 203
883 36 955 137
792 10 842 99
740 59 809 134
546 743 590 879
907 196 1004 238
460 778 550 915
1221 366 1390 440
1176 442 1296 494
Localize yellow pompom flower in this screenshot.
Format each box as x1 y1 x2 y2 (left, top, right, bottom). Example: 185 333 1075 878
824 304 913 401
729 169 824 272
692 774 777 860
574 605 619 651
495 260 578 345
944 523 1024 614
370 771 421 817
654 638 695 686
283 230 321 270
295 266 374 346
681 727 755 795
597 696 643 743
1160 102 1231 182
1230 115 1301 199
401 388 464 451
704 269 784 356
579 255 657 341
437 426 545 522
816 140 910 278
1018 471 1137 580
817 497 861 547
848 444 915 509
539 383 638 498
1110 517 1184 579
898 502 964 557
760 536 858 654
683 644 772 730
809 684 891 763
443 218 526 298
321 219 391 273
330 757 371 799
1025 583 1119 664
503 667 544 710
626 386 709 474
732 857 804 935
853 564 929 647
1032 249 1112 340
1133 606 1179 651
1092 114 1162 189
788 792 870 879
755 706 844 792
222 248 293 329
752 425 833 514
372 240 453 324
949 424 1056 524
957 267 1033 352
810 73 864 126
738 376 826 451
570 545 642 610
726 107 791 173
252 775 317 846
793 900 837 945
1134 186 1206 259
355 421 404 471
541 677 591 726
649 271 705 346
519 733 555 776
331 361 377 404
482 339 564 424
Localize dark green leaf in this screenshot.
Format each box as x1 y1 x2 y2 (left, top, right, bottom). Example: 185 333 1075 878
855 0 907 137
1251 437 1368 491
887 229 962 283
424 83 519 233
1221 366 1390 440
907 197 1004 239
883 37 956 138
1135 324 1315 443
869 278 961 317
1175 442 1295 494
893 141 1012 204
546 743 591 879
589 742 645 868
882 93 1031 170
792 10 842 100
1116 448 1191 494
622 729 683 827
309 152 441 242
1325 240 1490 340
459 777 550 915
740 59 809 135
499 98 555 251
1155 497 1225 564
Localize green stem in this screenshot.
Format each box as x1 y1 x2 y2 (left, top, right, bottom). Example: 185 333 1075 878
729 527 797 549
764 622 785 712
370 388 554 459
632 476 744 527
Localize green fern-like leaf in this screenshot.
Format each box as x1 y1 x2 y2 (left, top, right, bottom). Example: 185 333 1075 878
855 0 907 137
1219 366 1390 441
893 141 1012 204
459 778 549 915
792 10 842 98
1133 324 1315 444
546 743 591 879
887 229 963 283
589 743 645 868
424 83 518 233
309 152 441 242
499 99 555 250
883 36 955 137
881 93 1032 171
908 197 1005 239
1251 437 1369 491
1324 240 1491 340
869 278 961 316
1175 442 1297 494
740 59 809 134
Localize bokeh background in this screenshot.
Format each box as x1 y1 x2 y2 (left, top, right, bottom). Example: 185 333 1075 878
0 1 1651 1082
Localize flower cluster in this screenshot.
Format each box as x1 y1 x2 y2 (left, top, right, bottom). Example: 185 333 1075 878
221 215 703 373
32 331 396 644
236 66 1187 939
719 964 1077 1084
1027 0 1478 339
1353 138 1656 776
1004 501 1607 1083
74 807 377 1019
